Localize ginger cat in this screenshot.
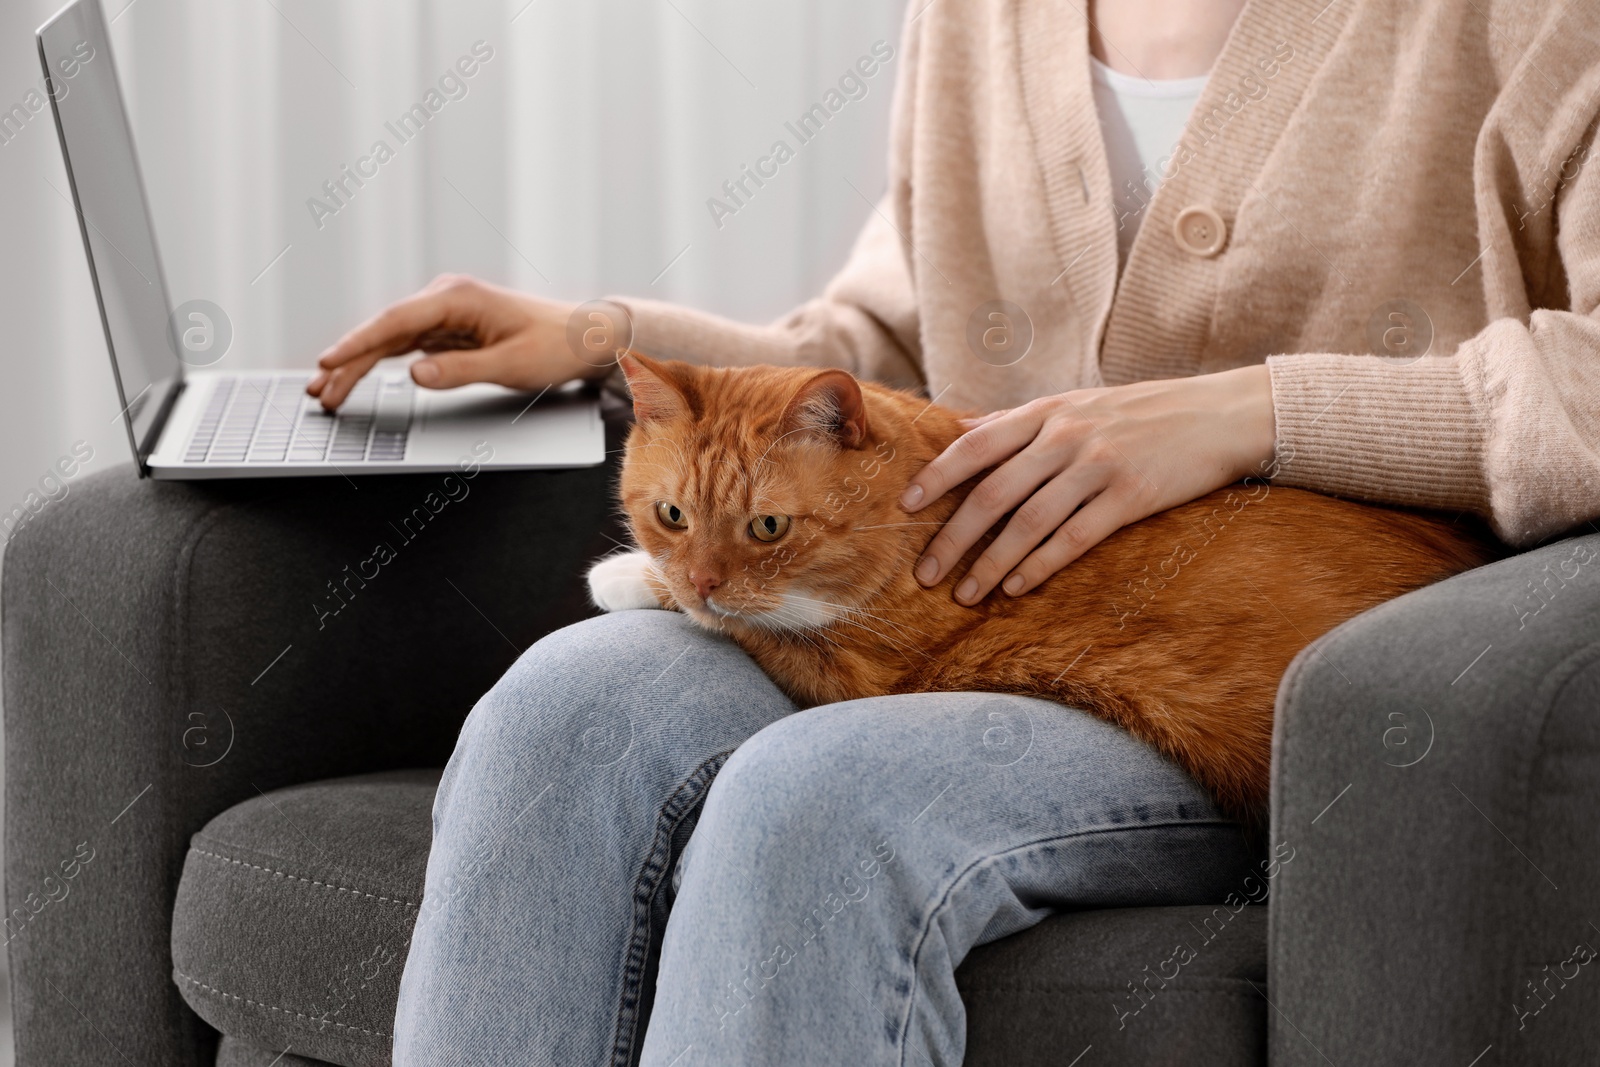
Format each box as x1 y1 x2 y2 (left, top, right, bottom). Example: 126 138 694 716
588 354 1500 818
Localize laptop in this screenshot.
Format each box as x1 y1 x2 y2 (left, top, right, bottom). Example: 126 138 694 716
37 0 604 479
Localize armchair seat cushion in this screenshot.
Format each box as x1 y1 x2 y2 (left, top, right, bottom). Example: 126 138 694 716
172 770 441 1067
958 903 1267 1066
176 772 1268 1067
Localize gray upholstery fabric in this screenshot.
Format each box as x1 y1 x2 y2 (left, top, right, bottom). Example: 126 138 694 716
1271 530 1600 1066
173 770 440 1067
178 769 1267 1067
216 1035 336 1066
3 447 622 1067
959 905 1267 1066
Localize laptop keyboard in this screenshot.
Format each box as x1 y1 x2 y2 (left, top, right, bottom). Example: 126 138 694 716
184 375 414 464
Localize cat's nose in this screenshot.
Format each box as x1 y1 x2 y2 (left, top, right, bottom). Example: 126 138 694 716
690 571 721 600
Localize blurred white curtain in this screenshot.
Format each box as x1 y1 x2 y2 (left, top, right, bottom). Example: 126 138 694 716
0 0 905 1058
121 0 907 370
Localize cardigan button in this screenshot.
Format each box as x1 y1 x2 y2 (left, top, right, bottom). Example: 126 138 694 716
1172 205 1227 257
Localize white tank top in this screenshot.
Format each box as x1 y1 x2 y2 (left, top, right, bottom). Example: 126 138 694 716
1089 56 1209 272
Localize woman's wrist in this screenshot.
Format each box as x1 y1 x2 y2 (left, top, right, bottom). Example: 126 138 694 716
1214 363 1276 481
525 295 617 383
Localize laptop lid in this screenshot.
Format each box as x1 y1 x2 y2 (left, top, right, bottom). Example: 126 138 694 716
39 0 182 474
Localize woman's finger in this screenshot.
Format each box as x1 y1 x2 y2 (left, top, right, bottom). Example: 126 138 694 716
311 351 386 410
311 287 491 409
316 340 536 410
957 408 1010 430
1000 484 1141 596
947 469 1104 604
410 341 529 390
901 406 1045 512
913 442 1076 588
315 289 460 372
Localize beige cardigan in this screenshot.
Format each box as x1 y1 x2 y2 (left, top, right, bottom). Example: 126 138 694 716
612 0 1600 546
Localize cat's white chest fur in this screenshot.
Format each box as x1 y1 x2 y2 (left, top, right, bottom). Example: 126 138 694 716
587 550 665 612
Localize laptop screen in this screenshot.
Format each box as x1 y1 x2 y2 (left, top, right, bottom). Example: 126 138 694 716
38 0 181 470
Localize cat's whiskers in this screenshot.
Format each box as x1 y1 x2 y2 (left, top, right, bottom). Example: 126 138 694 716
690 601 739 636
781 585 931 629
780 593 933 641
843 611 934 652
717 588 846 630
828 615 930 663
797 600 929 661
707 591 819 633
730 605 806 638
596 531 637 554
737 601 831 634
764 603 834 651
825 591 934 659
760 599 860 658
771 591 845 608
785 591 923 617
803 620 846 650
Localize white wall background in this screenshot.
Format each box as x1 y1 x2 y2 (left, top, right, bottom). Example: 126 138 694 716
0 0 907 1058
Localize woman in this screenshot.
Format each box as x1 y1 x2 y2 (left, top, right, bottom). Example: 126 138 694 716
309 0 1600 1061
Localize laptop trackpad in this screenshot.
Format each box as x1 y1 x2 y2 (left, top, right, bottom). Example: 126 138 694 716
407 382 604 467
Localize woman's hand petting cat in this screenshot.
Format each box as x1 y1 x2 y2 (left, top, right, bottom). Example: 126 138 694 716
306 274 609 410
901 365 1276 605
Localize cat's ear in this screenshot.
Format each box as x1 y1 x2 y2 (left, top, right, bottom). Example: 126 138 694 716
780 369 869 450
619 351 693 424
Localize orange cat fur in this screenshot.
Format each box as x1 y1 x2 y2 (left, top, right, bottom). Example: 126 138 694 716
590 354 1501 819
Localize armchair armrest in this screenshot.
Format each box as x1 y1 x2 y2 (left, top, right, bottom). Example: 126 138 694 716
1269 530 1600 1066
3 445 621 1066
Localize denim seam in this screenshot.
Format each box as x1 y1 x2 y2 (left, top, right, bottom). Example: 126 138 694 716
608 747 737 1067
895 819 1235 1067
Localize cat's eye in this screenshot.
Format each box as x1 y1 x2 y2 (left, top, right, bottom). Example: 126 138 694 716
749 515 791 543
656 502 688 530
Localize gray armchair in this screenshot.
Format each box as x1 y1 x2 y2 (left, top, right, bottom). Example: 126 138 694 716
5 441 1597 1065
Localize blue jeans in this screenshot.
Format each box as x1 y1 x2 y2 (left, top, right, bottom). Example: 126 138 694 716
392 610 1257 1065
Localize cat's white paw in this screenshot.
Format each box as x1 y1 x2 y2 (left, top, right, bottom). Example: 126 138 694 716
587 550 665 612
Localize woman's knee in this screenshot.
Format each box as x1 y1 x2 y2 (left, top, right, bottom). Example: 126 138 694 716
695 705 898 851
691 692 1213 862
440 609 795 816
490 610 703 699
700 693 1036 822
460 610 701 745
